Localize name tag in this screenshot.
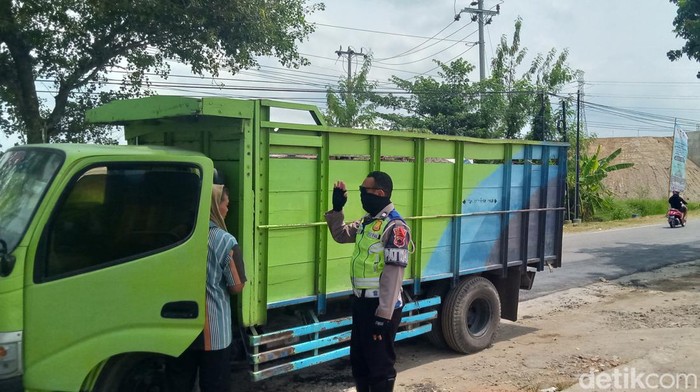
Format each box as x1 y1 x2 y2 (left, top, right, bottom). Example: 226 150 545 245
366 232 380 239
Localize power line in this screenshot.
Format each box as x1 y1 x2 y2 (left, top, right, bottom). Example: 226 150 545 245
375 21 476 63
414 42 479 78
313 22 472 43
375 28 479 66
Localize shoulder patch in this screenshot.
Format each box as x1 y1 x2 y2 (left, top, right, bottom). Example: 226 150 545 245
392 226 407 247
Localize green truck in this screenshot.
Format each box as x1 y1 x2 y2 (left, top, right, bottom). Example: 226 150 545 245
0 96 566 391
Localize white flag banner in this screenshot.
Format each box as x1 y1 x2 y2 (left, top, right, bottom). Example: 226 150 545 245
670 124 688 193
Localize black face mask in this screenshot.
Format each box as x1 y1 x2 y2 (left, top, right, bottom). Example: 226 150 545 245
360 191 391 216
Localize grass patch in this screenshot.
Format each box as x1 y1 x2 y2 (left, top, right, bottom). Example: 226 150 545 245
594 198 698 222
564 214 663 233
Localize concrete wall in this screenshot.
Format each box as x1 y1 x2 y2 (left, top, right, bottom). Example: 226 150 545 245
689 131 700 167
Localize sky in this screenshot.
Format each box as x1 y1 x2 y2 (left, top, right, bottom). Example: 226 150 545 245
2 0 699 149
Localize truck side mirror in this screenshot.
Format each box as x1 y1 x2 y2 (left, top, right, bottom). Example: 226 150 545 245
0 240 15 277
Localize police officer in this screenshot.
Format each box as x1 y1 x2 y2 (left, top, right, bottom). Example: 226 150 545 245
325 171 411 392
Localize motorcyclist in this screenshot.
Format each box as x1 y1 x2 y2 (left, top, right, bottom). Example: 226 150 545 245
668 190 688 223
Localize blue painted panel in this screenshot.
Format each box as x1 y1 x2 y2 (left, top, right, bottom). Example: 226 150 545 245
509 187 524 210
423 246 451 276
531 145 543 159
460 239 500 269
424 154 564 276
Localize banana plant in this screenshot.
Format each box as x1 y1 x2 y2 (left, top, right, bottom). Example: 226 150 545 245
569 145 634 220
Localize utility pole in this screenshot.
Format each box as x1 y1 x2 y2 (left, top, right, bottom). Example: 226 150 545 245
561 100 567 142
335 46 368 102
455 1 500 81
335 46 368 84
575 89 581 222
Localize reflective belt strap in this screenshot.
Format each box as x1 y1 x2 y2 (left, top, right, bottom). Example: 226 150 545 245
352 277 380 288
353 288 380 298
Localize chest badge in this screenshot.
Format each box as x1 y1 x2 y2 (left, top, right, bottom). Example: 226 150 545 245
372 220 382 231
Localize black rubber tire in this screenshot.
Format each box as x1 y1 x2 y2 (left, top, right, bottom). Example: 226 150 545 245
670 220 675 228
441 276 501 354
92 353 168 392
423 282 450 349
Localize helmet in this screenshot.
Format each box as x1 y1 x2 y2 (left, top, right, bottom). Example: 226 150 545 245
672 190 680 195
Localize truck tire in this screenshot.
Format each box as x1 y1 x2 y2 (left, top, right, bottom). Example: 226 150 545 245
92 353 168 392
423 282 449 349
441 276 500 354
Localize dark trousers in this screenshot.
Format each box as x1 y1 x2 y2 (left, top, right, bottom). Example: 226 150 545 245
350 296 403 386
166 334 232 392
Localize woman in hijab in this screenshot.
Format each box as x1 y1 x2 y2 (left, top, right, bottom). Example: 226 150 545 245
167 184 246 392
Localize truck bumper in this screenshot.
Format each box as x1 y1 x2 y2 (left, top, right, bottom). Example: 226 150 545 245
0 375 23 392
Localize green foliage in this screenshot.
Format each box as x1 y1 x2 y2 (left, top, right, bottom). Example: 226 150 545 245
595 198 633 221
489 18 532 139
668 0 700 77
325 57 379 128
571 145 634 220
624 199 670 216
595 198 699 221
488 18 580 140
373 58 494 137
0 0 323 144
374 18 580 139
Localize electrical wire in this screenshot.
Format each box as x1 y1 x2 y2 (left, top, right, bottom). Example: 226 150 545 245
313 22 470 43
375 22 478 63
374 28 479 66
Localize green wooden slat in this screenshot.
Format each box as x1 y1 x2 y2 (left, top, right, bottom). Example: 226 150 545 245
270 133 323 148
425 140 455 159
370 135 381 171
316 133 330 314
253 101 271 326
381 138 415 157
201 97 255 119
464 143 505 160
86 96 202 123
412 139 425 295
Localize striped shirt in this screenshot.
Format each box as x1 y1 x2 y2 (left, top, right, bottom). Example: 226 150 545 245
204 221 245 351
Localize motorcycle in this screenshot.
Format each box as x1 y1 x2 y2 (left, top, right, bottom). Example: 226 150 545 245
667 208 685 228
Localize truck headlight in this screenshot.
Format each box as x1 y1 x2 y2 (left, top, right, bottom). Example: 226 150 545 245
0 331 22 379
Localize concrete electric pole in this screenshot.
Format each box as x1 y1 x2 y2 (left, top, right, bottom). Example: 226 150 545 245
455 1 500 81
335 46 368 83
335 46 368 102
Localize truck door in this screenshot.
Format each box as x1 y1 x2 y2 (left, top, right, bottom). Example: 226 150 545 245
22 158 213 391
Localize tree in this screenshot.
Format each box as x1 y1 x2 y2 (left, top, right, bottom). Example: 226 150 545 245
488 18 580 140
488 17 534 139
668 0 700 78
325 57 379 128
0 0 323 144
374 58 496 137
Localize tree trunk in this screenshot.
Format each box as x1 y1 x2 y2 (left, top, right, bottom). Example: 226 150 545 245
0 0 45 144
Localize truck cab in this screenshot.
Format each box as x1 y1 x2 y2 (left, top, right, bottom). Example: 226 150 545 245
0 145 214 391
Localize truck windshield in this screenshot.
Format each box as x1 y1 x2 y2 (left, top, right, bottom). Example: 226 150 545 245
0 149 63 253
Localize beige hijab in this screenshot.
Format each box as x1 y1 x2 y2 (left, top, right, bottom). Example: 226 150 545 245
210 184 228 231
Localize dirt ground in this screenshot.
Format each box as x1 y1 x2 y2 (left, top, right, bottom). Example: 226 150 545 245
589 137 700 201
241 260 700 392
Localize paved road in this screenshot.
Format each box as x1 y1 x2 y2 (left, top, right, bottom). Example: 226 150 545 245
521 221 700 300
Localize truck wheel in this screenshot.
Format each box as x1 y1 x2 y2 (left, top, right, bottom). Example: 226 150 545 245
423 282 449 349
441 276 500 354
92 353 168 392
